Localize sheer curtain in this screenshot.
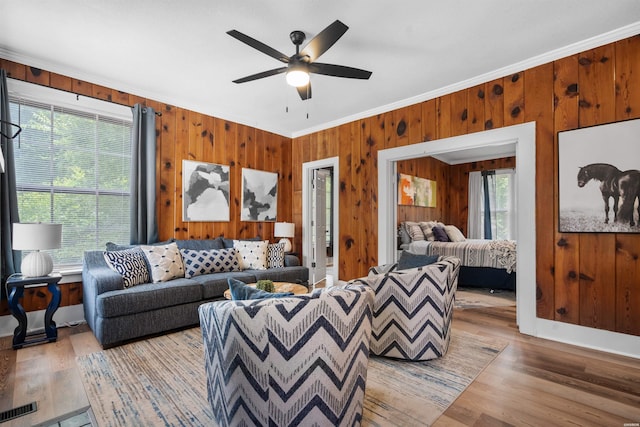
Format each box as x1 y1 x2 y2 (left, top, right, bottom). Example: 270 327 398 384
129 104 158 245
0 69 21 283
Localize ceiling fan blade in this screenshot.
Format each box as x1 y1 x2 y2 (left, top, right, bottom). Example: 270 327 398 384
300 20 348 62
227 30 290 63
297 83 312 100
232 67 287 84
308 63 372 79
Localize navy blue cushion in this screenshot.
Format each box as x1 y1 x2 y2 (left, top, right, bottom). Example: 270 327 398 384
397 251 439 270
432 226 450 242
227 277 293 300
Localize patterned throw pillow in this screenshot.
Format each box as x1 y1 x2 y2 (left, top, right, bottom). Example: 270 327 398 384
404 221 425 241
180 248 240 278
140 242 185 283
266 243 285 268
419 221 439 241
103 248 150 288
233 239 268 270
444 225 466 242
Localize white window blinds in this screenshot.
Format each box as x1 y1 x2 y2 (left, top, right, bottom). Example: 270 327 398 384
9 88 132 268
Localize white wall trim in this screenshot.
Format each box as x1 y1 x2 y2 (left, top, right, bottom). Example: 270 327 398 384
4 22 640 139
302 157 340 283
292 21 640 138
377 122 640 359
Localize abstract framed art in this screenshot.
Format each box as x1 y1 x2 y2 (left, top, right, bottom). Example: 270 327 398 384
398 173 437 208
558 118 640 233
182 160 230 222
241 168 278 221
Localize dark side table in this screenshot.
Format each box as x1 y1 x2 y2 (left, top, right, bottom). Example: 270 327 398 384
6 273 62 349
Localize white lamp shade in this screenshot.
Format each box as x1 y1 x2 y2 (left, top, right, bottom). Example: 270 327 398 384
12 223 62 250
13 223 62 277
274 222 295 238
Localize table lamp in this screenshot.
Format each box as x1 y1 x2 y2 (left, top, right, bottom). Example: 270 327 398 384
274 222 295 253
12 223 62 277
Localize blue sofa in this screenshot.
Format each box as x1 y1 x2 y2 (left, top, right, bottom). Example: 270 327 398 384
82 237 309 348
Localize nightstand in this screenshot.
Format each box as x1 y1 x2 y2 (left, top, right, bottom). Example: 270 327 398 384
6 273 62 349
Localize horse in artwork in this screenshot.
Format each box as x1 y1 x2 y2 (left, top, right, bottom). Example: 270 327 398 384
577 163 640 226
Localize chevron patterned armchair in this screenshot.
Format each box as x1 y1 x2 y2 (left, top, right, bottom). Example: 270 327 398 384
354 256 461 361
199 284 374 427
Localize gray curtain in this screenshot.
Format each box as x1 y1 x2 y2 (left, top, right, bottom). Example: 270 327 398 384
467 171 482 239
130 104 158 245
481 170 497 240
0 69 21 283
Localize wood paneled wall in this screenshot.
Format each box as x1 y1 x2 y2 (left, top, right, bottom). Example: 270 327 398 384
292 36 640 337
3 34 639 338
396 157 450 225
0 59 292 316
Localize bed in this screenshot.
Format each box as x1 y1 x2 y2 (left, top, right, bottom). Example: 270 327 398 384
399 221 516 291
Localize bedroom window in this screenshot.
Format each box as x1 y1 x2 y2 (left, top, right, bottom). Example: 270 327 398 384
8 80 132 269
469 168 516 240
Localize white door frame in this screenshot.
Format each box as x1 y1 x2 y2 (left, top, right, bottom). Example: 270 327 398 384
302 157 339 282
378 121 640 358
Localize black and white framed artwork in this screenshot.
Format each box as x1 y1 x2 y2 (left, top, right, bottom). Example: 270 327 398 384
241 168 278 221
558 119 640 233
182 160 230 222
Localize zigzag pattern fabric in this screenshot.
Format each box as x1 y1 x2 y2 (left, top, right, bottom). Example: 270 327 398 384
354 256 460 361
199 284 374 427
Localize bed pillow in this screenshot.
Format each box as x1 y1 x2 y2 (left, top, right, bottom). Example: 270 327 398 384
444 225 466 242
419 221 439 241
404 221 425 241
397 251 439 270
227 277 294 300
432 226 451 242
140 242 185 283
103 247 150 288
234 239 269 270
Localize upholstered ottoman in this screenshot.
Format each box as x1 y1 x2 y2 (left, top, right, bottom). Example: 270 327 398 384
354 256 460 361
199 284 374 427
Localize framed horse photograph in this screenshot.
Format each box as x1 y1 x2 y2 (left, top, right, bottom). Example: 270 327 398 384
558 118 640 233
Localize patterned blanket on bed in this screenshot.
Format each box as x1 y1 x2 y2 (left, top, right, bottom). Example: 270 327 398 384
408 239 517 273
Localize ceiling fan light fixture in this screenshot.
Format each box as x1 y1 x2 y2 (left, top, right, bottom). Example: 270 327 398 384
286 69 309 87
286 63 309 87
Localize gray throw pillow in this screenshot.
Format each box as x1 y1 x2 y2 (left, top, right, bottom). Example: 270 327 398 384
227 278 294 300
397 251 439 270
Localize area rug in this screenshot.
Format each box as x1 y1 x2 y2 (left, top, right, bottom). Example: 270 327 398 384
77 327 506 427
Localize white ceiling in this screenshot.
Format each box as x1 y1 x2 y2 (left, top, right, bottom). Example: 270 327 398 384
2 1 640 138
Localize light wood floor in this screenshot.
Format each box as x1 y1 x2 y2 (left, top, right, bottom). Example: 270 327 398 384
1 302 639 426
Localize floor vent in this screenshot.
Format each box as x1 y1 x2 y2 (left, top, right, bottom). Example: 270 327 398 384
0 402 37 423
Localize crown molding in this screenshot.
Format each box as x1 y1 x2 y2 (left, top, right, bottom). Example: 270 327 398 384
3 21 640 139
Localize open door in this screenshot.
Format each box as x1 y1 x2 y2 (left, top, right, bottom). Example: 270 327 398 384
311 169 329 285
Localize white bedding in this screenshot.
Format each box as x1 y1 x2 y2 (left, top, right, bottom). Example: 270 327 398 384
407 239 517 273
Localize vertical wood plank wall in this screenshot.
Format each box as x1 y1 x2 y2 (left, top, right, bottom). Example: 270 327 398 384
0 59 292 316
3 34 640 338
291 36 640 337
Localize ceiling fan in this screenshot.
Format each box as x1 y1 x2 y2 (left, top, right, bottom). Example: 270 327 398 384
227 20 372 100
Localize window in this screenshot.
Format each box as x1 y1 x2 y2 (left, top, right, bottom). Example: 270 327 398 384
9 80 132 268
480 169 516 240
468 168 517 240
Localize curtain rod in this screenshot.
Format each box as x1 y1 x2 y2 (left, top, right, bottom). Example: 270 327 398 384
131 106 162 117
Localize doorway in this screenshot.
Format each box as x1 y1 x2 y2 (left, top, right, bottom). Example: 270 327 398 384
378 122 536 335
302 157 339 287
